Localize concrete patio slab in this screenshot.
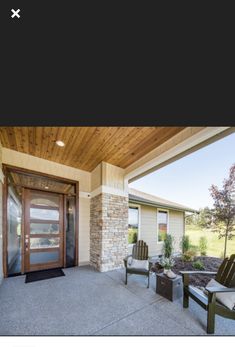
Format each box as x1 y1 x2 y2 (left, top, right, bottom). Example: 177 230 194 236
0 266 234 336
94 300 197 335
105 268 163 304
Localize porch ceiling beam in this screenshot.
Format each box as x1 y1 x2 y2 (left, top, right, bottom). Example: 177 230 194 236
125 127 234 183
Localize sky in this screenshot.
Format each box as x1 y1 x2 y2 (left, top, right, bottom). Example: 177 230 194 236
129 132 235 210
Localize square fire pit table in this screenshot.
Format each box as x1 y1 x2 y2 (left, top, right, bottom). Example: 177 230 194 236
156 272 183 301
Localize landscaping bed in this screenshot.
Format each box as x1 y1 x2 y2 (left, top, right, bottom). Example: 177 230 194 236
151 256 223 287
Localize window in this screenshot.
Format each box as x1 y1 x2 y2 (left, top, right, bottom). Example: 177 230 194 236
157 210 168 242
128 206 139 244
7 188 22 275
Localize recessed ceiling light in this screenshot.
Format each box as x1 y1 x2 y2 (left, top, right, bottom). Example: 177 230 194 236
56 140 65 147
45 186 49 189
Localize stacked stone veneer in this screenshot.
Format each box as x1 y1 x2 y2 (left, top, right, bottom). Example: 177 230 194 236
90 193 128 272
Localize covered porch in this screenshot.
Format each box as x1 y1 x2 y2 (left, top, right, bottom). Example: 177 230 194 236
0 126 234 336
0 126 233 279
0 266 234 335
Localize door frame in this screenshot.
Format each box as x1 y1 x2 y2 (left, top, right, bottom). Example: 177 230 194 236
2 164 79 277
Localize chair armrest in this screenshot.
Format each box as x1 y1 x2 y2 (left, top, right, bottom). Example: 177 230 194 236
206 286 235 294
180 271 217 275
123 255 132 267
180 271 217 286
148 257 159 265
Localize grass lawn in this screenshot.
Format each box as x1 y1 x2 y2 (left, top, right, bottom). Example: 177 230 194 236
185 225 235 258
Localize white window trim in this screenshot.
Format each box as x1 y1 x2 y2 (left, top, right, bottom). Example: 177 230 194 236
157 208 169 244
128 203 141 242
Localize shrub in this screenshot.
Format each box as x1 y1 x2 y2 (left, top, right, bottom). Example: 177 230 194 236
193 260 205 270
199 236 207 256
162 234 174 258
181 235 190 254
128 229 137 244
182 249 197 262
160 256 175 270
189 244 199 253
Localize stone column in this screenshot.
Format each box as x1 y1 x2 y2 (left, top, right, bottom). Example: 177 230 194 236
90 162 129 272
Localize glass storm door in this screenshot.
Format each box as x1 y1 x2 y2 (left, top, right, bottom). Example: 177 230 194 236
24 189 64 272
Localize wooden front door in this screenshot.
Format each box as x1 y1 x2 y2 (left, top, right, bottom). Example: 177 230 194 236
24 189 64 272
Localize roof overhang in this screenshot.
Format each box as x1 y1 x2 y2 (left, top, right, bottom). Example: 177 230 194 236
129 195 198 214
125 127 235 183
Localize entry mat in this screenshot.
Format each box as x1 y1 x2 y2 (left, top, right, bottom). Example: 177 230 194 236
25 268 65 283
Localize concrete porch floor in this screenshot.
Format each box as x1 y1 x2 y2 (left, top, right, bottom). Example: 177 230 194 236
0 266 234 336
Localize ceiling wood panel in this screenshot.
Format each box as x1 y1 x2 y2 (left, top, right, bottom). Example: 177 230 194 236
0 127 185 171
10 172 75 194
117 126 185 167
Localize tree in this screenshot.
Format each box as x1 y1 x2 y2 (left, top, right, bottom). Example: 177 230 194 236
185 213 197 225
199 236 207 256
197 207 213 229
162 234 174 258
209 163 235 259
181 235 190 254
185 208 213 228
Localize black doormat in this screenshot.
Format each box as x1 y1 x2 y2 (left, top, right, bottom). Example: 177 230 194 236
25 268 65 283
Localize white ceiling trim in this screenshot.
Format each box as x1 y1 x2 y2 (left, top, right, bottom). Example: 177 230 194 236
125 127 231 182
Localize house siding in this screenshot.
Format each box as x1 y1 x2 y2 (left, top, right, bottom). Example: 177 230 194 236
91 164 102 191
137 205 184 256
79 197 90 265
102 162 125 191
139 205 159 256
169 210 184 253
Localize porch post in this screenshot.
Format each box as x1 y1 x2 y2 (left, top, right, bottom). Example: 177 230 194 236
90 162 129 272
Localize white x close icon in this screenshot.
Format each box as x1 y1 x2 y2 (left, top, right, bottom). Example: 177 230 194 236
11 9 21 18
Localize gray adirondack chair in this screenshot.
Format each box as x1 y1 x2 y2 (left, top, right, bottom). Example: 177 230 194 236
123 240 151 288
180 254 235 334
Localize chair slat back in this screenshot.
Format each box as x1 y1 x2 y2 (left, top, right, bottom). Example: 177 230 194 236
225 262 235 287
216 254 235 287
132 240 148 260
216 257 229 283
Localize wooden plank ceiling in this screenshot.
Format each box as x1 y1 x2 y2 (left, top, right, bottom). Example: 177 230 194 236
0 127 185 172
9 171 75 194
